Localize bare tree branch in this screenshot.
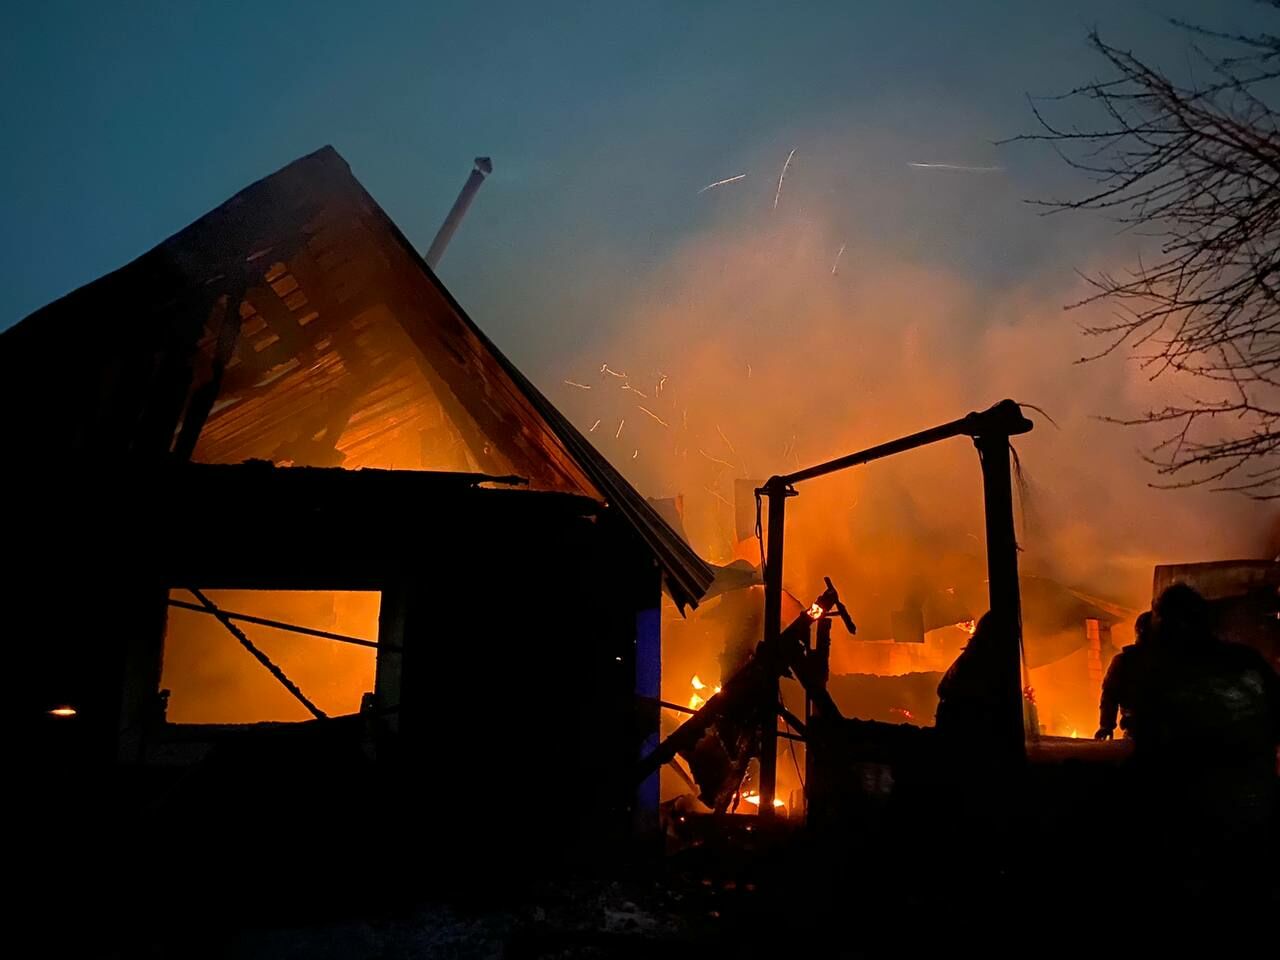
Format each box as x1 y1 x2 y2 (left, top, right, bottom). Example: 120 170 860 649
1006 7 1280 497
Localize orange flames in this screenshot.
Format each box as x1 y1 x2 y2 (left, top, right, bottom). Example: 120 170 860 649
740 791 786 809
48 706 77 717
958 619 977 636
807 602 825 620
686 674 721 713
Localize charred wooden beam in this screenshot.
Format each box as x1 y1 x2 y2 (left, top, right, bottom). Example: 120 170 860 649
645 697 805 742
173 284 247 460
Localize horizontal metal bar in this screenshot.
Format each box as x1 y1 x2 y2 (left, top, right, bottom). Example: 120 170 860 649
167 598 391 650
655 697 697 716
770 398 1033 489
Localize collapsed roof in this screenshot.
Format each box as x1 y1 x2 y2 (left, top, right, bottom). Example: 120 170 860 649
0 146 713 608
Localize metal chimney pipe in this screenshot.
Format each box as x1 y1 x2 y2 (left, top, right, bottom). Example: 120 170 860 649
425 156 492 269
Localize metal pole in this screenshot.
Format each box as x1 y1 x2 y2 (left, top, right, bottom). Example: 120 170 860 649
167 598 389 650
758 479 792 817
777 399 1031 487
645 402 1035 815
974 434 1028 759
425 157 493 269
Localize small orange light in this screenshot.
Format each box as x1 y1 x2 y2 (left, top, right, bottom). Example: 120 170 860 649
49 706 77 718
807 603 825 620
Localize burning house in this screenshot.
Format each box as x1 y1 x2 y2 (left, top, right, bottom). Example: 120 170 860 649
7 147 713 859
10 148 1270 889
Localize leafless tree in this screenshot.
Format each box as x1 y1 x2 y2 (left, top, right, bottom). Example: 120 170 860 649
1011 4 1280 499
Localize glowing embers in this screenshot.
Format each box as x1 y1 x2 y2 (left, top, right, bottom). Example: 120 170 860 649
957 619 977 636
739 791 785 810
807 602 825 621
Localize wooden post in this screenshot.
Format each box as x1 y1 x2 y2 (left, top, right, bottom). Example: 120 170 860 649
758 479 791 817
114 583 171 764
372 581 408 740
1085 618 1105 689
974 434 1027 760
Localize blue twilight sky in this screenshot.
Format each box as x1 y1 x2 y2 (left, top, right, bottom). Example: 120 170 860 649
0 1 1260 349
4 1 1274 586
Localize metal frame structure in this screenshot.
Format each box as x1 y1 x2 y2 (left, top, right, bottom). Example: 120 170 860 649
754 399 1034 816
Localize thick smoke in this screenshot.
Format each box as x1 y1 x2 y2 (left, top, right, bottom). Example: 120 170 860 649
550 133 1271 739
556 198 1266 610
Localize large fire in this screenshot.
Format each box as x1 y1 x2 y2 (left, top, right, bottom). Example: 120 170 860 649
554 175 1258 761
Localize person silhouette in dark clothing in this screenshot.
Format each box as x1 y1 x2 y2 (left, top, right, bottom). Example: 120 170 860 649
1131 583 1278 756
1125 583 1280 905
935 611 1008 741
933 611 1023 870
1095 611 1152 740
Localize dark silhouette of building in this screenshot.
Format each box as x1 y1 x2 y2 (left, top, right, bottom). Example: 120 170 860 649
5 147 713 867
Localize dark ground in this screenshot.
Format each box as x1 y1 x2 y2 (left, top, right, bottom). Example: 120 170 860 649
21 731 1277 957
25 793 1278 959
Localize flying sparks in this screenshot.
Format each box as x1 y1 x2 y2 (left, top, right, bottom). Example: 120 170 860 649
907 162 1004 173
699 448 735 470
831 243 846 275
632 449 639 459
589 418 601 433
600 363 628 378
615 419 625 439
715 424 737 455
697 173 747 194
563 379 591 390
704 486 733 508
637 405 669 428
773 149 795 209
621 383 649 399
